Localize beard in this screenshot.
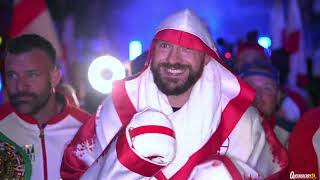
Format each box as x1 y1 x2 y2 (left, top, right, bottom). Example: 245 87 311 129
151 60 204 96
8 82 53 115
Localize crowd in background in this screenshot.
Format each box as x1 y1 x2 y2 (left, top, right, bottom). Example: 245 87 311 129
0 1 320 179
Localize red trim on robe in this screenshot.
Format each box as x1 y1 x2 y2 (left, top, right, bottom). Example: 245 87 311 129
154 171 168 180
112 77 254 179
112 80 137 125
262 118 288 180
169 78 254 179
114 80 165 176
154 29 227 68
112 29 256 178
116 127 164 176
215 155 244 180
129 125 175 139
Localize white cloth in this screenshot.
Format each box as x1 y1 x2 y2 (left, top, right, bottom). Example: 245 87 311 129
126 108 176 165
80 60 266 179
0 102 91 180
188 160 233 180
62 9 272 179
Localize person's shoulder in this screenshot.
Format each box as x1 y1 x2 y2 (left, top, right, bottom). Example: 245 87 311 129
68 106 93 124
289 106 320 146
0 103 14 121
295 106 320 130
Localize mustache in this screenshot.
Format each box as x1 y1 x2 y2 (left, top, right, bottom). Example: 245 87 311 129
9 92 37 101
159 63 190 69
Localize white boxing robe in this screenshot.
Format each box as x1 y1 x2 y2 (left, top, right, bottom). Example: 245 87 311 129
61 9 283 180
63 60 266 180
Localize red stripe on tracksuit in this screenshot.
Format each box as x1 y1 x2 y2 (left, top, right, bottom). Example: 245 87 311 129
116 128 165 176
39 126 48 180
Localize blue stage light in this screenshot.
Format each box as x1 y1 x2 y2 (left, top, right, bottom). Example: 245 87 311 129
0 74 2 92
258 36 271 49
129 40 142 61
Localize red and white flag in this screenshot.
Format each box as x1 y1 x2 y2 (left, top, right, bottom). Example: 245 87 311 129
284 0 307 87
270 0 307 87
270 0 285 50
9 0 62 58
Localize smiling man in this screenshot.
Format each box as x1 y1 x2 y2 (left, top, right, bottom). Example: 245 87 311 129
61 9 273 179
150 39 208 108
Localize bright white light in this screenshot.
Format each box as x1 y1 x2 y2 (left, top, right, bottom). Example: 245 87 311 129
88 55 125 94
129 40 142 61
258 36 271 49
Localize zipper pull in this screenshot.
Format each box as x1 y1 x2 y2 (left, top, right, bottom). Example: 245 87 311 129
38 124 46 138
39 128 44 138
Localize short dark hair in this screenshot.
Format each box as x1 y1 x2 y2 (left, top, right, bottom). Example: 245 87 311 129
6 34 57 67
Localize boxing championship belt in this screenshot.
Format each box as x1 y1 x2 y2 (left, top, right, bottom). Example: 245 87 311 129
0 132 32 180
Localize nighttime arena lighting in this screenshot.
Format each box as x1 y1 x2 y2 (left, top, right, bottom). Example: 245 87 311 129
0 74 2 92
88 55 125 94
129 40 142 61
258 36 271 49
224 52 232 59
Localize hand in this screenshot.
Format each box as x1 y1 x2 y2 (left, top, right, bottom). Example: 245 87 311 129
126 108 176 165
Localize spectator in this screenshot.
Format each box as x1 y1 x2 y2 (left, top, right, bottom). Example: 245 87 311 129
0 34 92 179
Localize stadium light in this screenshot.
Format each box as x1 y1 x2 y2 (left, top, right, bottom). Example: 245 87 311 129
129 40 142 61
88 55 125 94
0 74 2 92
258 36 271 49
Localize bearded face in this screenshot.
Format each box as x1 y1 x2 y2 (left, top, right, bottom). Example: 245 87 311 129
5 49 55 115
151 40 206 96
